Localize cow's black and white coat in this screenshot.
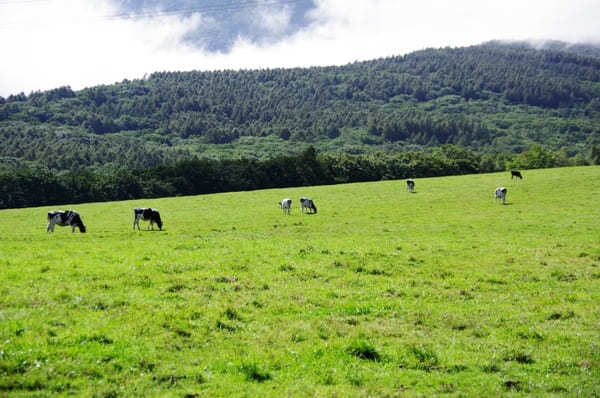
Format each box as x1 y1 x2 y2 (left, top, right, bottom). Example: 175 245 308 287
300 197 317 214
133 208 163 230
406 179 415 193
47 210 86 233
494 187 507 204
280 198 292 215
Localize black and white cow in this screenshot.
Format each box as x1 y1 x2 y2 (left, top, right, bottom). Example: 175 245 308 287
47 210 86 233
279 198 292 215
494 187 507 204
406 179 415 193
133 208 163 230
511 170 523 179
300 197 317 214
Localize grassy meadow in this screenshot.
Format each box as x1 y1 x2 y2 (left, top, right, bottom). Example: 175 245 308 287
1 166 599 396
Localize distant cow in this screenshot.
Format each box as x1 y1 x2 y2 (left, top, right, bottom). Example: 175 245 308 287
279 198 292 215
494 187 507 204
47 210 86 233
134 208 163 230
406 179 415 193
300 197 317 214
511 170 523 179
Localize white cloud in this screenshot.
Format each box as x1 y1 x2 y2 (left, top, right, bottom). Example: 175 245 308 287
1 0 600 97
256 4 292 35
0 0 206 96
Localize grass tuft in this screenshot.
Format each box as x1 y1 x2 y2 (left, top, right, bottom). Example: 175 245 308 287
279 264 295 272
346 339 381 361
167 284 186 292
504 350 534 364
516 330 544 341
224 307 242 320
0 379 46 392
175 329 191 338
92 301 108 311
551 270 577 282
547 385 568 393
154 374 187 385
239 362 271 382
481 362 500 373
77 334 113 345
215 320 236 332
215 276 238 283
403 345 439 372
504 380 522 391
547 311 576 321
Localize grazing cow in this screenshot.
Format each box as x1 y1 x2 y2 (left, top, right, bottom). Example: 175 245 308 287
494 187 507 204
300 197 317 214
511 170 523 179
47 210 86 233
279 198 292 215
406 179 415 193
133 208 163 231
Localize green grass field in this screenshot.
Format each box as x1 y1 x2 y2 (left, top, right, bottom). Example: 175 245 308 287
1 166 599 397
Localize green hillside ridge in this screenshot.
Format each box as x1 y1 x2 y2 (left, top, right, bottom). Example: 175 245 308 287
1 42 600 171
1 166 599 396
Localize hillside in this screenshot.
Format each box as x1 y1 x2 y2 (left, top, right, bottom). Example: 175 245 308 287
1 166 599 396
1 42 600 171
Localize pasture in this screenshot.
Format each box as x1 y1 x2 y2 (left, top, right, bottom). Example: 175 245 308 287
1 166 599 396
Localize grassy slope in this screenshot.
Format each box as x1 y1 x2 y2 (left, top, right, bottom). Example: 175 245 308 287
0 166 599 396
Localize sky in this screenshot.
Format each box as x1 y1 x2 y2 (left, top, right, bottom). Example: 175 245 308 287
1 0 600 97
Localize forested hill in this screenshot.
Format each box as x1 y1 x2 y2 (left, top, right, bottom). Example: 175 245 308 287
1 42 600 171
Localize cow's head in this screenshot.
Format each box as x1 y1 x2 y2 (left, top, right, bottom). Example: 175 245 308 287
154 211 163 230
72 214 86 233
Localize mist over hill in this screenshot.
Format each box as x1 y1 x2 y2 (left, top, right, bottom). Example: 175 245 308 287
1 41 600 172
484 39 600 59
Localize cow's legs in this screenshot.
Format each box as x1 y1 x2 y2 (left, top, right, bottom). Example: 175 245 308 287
47 220 54 232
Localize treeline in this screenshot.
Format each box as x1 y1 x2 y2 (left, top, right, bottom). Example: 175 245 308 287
1 145 597 210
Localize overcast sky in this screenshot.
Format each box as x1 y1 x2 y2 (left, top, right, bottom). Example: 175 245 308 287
1 0 600 97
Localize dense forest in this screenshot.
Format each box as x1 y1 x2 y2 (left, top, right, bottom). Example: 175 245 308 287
1 41 600 208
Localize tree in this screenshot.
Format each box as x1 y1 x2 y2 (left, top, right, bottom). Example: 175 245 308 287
510 145 556 169
590 145 600 165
